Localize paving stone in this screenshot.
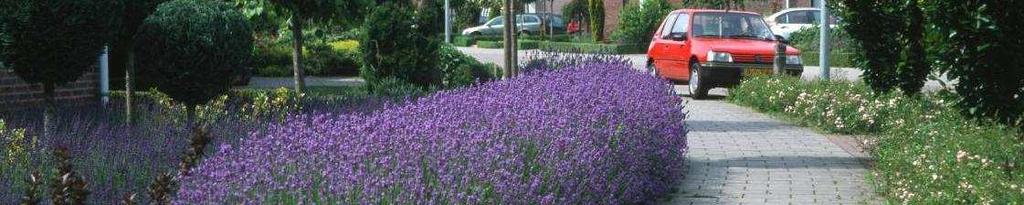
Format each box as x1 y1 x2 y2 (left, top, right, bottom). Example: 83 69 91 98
664 87 881 205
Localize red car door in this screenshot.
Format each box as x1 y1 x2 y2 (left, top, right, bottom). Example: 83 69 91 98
650 13 678 74
661 13 692 80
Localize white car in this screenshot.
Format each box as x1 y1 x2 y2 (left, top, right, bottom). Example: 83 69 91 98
765 8 838 39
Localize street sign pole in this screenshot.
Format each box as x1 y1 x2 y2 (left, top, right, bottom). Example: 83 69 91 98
819 0 831 80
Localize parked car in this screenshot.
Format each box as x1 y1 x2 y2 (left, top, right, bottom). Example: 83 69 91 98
461 14 566 36
647 9 804 99
765 8 839 39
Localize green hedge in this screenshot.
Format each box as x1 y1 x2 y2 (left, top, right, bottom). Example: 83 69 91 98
253 40 361 77
801 52 856 67
538 41 646 54
452 35 573 47
729 76 1024 204
475 40 540 50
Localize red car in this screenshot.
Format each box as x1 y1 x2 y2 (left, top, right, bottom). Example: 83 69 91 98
647 9 803 99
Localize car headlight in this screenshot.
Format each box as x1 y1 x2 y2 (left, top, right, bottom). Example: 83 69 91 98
707 51 733 63
786 55 802 65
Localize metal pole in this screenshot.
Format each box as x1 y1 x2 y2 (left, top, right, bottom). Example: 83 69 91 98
444 0 451 43
503 0 513 78
99 46 109 105
818 0 830 80
774 41 785 75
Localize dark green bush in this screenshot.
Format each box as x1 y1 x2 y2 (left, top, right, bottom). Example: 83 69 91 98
730 76 1024 204
134 0 253 107
360 3 442 90
1 0 117 91
439 44 499 88
452 35 476 47
836 0 931 95
929 1 1024 126
610 0 671 45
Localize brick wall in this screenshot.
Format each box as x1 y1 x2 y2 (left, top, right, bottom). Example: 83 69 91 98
0 70 98 106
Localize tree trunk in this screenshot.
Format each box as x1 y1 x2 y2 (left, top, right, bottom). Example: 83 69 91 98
290 16 306 94
510 1 518 77
42 83 55 140
185 105 196 132
125 46 135 124
502 0 513 79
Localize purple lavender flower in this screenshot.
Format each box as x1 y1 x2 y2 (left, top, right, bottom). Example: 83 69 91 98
176 59 689 204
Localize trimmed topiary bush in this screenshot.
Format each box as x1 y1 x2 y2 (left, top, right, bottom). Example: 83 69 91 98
134 0 253 107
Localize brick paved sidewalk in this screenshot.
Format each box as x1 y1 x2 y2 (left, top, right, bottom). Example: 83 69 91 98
664 87 880 205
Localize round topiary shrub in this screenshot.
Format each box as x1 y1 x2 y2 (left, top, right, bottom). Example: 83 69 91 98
134 0 253 107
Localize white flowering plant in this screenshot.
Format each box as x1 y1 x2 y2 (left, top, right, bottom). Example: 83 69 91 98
730 76 1024 204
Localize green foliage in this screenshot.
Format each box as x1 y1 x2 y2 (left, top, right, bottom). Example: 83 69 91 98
265 0 371 26
0 0 118 88
835 0 904 93
800 52 855 67
538 41 646 54
134 0 254 107
587 0 604 41
730 76 1024 204
369 77 430 99
360 3 442 90
475 40 540 49
836 0 931 95
1 120 30 167
562 0 589 21
439 44 500 88
610 0 672 45
787 26 856 53
928 1 1024 126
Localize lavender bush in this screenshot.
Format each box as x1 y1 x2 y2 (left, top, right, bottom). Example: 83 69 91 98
176 60 688 204
0 89 393 204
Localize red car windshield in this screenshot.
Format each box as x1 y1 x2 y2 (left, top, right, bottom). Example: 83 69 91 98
692 12 774 40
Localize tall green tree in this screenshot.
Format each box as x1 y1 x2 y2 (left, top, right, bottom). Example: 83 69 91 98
264 0 370 94
0 0 118 138
110 0 169 124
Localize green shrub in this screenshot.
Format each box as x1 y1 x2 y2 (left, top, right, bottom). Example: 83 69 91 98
475 40 540 49
836 0 931 94
360 3 442 90
370 77 430 99
929 1 1024 126
538 42 646 54
253 40 361 77
134 0 253 107
729 76 1024 204
452 35 475 47
476 40 503 49
801 52 856 67
439 44 500 88
787 26 857 53
610 0 671 45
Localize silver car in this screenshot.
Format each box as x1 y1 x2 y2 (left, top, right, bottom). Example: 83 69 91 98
461 14 566 36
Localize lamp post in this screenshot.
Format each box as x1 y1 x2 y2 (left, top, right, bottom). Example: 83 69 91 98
444 0 451 43
819 0 830 80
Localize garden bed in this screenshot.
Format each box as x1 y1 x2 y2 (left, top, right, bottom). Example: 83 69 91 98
175 60 688 204
729 76 1024 204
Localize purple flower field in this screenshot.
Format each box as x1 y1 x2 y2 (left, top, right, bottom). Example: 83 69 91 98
176 61 689 204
